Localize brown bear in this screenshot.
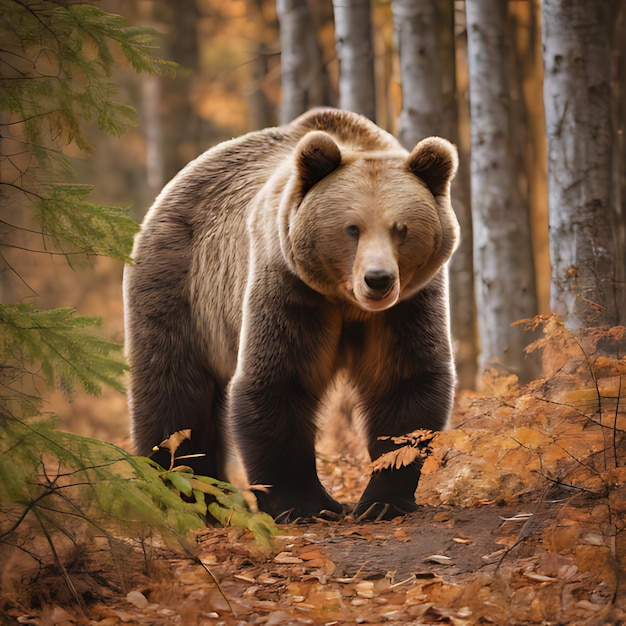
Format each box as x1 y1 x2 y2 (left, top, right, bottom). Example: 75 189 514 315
123 108 459 522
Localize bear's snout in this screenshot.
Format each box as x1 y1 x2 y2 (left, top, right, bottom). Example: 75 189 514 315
364 269 395 296
353 265 400 312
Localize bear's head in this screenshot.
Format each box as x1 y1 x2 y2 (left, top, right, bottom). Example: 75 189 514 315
281 130 459 313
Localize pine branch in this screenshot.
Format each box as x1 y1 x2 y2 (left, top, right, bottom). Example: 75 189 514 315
0 303 127 397
34 183 139 261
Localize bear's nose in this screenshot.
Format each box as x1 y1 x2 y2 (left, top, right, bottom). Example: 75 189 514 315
364 270 395 295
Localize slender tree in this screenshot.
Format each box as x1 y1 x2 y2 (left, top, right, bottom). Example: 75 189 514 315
332 0 376 120
392 0 477 388
542 0 624 329
277 0 326 124
436 1 477 389
392 0 442 147
465 0 538 381
154 0 206 181
247 0 278 130
614 6 626 286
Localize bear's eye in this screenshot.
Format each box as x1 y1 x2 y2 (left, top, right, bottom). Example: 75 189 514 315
393 223 408 241
346 225 360 239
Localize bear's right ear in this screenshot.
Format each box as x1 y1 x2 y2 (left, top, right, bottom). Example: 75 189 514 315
295 131 342 195
407 137 458 198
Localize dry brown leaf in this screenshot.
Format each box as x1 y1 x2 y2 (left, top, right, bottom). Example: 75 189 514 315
523 572 557 583
156 429 192 453
369 431 436 473
298 549 324 561
369 445 419 472
393 529 411 542
274 552 303 565
424 554 452 565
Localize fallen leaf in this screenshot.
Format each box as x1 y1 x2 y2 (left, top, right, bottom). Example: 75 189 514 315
523 572 557 583
234 573 256 583
393 529 411 542
125 591 148 609
274 551 303 564
500 513 533 522
424 554 452 565
298 549 324 561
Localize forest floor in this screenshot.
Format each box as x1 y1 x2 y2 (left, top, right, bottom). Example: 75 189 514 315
2 323 626 625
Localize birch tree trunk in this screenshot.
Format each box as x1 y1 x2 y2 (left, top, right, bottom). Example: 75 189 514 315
332 0 376 120
466 0 538 381
391 0 442 146
542 0 623 329
392 0 477 388
277 0 326 124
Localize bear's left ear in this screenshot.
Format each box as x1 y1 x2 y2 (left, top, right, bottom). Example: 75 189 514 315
407 137 458 197
295 131 342 195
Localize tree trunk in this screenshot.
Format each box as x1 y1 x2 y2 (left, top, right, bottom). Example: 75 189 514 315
141 74 163 216
615 6 626 300
391 0 442 146
392 0 477 388
542 0 623 329
466 0 538 381
437 0 477 390
332 0 376 120
277 0 326 124
156 0 206 181
512 0 550 315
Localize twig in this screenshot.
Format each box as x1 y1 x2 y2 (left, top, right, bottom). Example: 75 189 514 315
494 486 548 573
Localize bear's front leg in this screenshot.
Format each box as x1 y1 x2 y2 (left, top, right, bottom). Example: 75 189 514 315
230 378 343 522
229 283 343 522
354 371 454 521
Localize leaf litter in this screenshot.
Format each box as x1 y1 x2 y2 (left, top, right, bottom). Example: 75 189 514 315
2 318 626 624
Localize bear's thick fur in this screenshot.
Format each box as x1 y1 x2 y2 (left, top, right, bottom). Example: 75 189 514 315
123 109 459 521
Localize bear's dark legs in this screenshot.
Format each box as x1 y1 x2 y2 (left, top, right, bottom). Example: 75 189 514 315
129 344 228 479
354 372 454 520
230 380 343 522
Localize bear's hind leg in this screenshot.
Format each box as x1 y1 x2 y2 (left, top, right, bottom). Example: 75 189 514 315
150 383 228 479
129 349 228 480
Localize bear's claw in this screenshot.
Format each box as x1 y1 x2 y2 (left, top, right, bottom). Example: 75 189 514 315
254 487 345 523
353 498 419 522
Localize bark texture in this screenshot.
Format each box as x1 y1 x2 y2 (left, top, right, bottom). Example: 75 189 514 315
392 0 477 388
466 0 538 381
542 0 623 328
436 0 477 389
332 0 376 120
392 0 442 146
277 0 326 124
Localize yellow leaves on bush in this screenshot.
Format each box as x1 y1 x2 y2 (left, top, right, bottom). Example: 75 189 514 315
507 427 552 449
418 320 626 508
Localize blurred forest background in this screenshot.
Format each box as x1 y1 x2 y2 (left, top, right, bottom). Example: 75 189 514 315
2 0 625 444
